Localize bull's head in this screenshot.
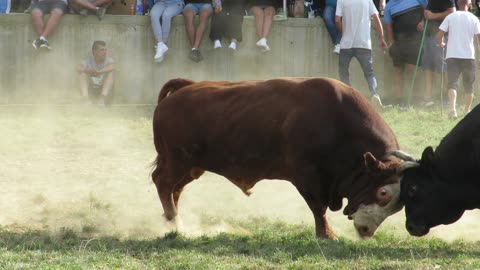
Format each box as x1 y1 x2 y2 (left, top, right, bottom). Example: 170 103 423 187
397 147 465 237
343 151 415 238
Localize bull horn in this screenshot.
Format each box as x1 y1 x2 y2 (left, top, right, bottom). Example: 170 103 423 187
397 161 420 173
388 150 416 162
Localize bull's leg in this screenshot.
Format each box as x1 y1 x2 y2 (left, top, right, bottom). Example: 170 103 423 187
298 191 337 240
173 167 205 207
151 164 187 222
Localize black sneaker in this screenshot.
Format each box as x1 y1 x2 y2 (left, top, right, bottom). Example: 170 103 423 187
196 50 204 62
189 49 199 62
96 7 106 20
32 38 42 49
189 49 203 62
39 39 52 50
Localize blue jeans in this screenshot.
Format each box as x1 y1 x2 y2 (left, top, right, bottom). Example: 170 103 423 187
150 0 184 43
339 48 378 95
322 5 341 45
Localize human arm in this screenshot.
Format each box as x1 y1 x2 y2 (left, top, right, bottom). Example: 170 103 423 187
436 30 445 48
476 33 480 64
335 15 342 33
75 63 86 74
76 62 114 76
212 0 222 13
335 0 343 33
424 7 454 21
417 19 424 32
372 13 387 49
385 23 394 47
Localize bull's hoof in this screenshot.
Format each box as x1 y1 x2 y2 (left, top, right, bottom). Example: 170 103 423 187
317 232 338 241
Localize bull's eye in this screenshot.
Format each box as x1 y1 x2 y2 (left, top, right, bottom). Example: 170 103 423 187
408 185 418 198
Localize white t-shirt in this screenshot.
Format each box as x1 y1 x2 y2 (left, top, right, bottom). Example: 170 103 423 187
439 11 480 59
82 56 114 88
336 0 378 50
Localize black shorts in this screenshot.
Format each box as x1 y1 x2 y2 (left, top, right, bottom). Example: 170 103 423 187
31 0 68 14
446 58 475 93
389 39 422 67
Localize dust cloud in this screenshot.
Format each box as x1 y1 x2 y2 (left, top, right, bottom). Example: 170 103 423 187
0 105 479 242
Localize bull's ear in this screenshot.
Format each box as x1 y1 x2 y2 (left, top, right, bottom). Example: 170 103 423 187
420 146 435 166
364 152 381 172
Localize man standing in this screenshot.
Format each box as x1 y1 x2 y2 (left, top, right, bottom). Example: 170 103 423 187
31 0 68 50
384 0 427 106
75 41 115 106
437 0 480 118
183 0 213 62
421 0 455 106
335 0 388 110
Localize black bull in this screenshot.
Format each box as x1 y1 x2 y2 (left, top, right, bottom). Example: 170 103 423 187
393 104 480 237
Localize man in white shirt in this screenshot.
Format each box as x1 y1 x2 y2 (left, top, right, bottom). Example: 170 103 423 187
437 0 480 119
335 0 387 110
75 40 115 107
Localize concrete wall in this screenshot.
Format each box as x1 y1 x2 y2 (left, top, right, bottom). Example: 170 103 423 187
0 14 395 104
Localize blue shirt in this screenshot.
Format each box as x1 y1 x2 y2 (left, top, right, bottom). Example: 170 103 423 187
384 0 427 24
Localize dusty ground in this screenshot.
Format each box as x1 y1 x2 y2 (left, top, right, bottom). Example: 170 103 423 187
0 105 478 241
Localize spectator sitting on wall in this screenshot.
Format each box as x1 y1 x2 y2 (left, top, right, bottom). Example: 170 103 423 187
31 0 68 50
384 0 426 107
68 0 112 20
437 0 480 119
183 0 213 62
321 0 342 54
335 0 388 110
75 40 114 107
150 0 184 63
248 0 281 52
210 0 247 51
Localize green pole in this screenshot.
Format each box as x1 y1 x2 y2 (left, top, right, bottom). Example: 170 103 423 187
407 19 429 107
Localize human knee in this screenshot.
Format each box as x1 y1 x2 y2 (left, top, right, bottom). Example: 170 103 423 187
264 7 275 17
31 8 43 17
51 8 64 16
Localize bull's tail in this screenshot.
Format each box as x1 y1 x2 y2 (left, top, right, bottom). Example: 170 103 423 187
157 78 195 104
150 154 161 174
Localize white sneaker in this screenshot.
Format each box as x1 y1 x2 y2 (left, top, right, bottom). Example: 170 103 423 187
228 41 236 50
154 42 168 61
256 38 268 50
155 55 164 63
333 44 340 54
370 94 385 110
214 40 222 49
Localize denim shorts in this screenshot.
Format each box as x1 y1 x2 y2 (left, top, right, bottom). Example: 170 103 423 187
184 3 212 14
32 0 68 13
422 35 447 73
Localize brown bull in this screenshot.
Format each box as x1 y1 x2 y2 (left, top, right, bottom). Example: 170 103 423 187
152 77 404 239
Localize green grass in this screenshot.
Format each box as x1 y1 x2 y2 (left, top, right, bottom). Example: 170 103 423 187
0 105 477 269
